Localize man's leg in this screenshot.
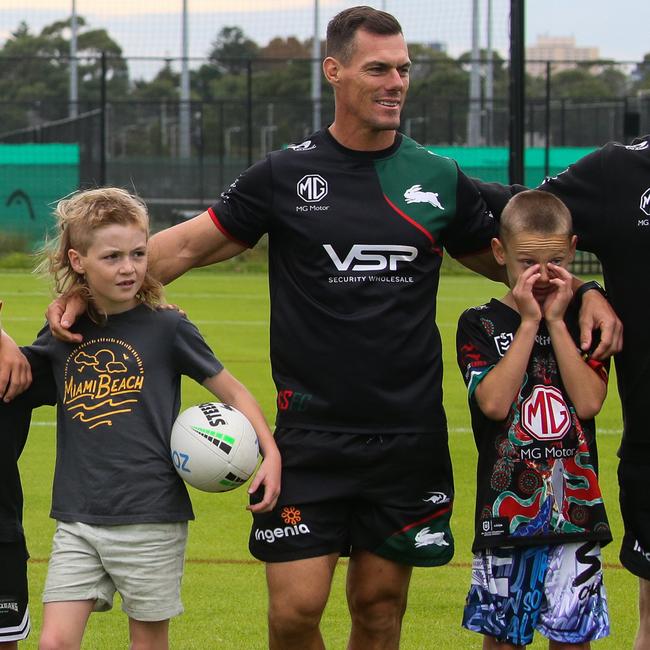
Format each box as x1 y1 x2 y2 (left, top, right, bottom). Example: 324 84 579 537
266 553 339 650
635 578 650 650
346 549 412 650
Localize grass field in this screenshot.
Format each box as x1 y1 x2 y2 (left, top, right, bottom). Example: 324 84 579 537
1 268 638 649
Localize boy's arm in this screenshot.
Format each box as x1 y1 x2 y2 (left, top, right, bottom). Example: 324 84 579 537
544 264 607 419
547 320 607 419
474 319 538 421
473 264 543 421
202 369 281 513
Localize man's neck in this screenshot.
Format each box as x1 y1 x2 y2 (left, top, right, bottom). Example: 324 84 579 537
328 122 397 152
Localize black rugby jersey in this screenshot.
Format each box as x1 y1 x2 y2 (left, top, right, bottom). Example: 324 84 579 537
0 359 55 541
210 129 496 433
478 135 650 459
457 300 611 551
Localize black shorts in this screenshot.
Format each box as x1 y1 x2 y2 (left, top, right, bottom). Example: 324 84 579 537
619 459 650 579
249 429 455 567
0 538 30 642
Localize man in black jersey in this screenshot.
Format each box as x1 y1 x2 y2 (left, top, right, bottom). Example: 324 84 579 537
477 137 650 649
23 7 620 650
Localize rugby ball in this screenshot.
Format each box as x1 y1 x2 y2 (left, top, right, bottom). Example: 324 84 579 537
171 402 259 492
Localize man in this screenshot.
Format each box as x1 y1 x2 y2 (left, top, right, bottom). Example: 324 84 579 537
1 7 621 650
478 135 650 649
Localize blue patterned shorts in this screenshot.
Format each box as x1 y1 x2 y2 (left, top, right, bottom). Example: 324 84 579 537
462 541 609 645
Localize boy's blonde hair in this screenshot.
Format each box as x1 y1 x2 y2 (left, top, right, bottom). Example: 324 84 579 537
39 187 163 321
499 189 573 243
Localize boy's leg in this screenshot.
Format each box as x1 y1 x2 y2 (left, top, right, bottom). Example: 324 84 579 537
0 540 31 648
128 618 169 650
634 577 650 650
38 601 94 650
538 541 608 646
482 637 522 650
266 553 339 650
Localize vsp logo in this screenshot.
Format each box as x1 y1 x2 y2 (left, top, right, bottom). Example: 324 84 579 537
521 384 570 440
323 244 418 271
640 188 650 217
297 174 328 202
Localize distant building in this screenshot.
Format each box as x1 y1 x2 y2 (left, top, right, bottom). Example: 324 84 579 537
527 35 600 76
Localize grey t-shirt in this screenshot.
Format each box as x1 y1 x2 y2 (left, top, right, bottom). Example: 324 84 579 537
27 305 223 524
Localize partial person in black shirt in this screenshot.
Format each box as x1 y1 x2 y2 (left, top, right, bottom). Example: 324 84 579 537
14 7 621 650
477 135 650 649
0 344 55 649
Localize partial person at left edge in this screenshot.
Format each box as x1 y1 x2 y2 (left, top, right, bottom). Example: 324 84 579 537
0 301 56 649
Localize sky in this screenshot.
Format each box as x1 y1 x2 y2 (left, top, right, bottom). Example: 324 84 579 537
3 0 649 76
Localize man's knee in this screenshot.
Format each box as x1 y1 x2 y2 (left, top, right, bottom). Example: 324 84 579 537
269 591 328 633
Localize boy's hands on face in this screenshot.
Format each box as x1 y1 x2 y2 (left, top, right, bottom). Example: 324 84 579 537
512 264 542 323
541 263 573 322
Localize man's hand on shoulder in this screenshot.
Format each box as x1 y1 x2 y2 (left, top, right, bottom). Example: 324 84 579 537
0 329 32 402
47 294 86 343
578 287 623 360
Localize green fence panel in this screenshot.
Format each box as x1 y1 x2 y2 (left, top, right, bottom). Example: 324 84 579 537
0 144 79 248
426 146 596 187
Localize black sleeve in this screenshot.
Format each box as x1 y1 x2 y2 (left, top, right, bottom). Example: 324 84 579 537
209 157 273 247
172 316 224 384
456 307 501 396
472 179 527 219
537 147 608 255
443 167 499 259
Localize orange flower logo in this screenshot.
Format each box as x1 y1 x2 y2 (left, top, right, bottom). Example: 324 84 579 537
281 506 301 525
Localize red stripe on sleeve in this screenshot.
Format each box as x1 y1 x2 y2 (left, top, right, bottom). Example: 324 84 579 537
207 206 251 249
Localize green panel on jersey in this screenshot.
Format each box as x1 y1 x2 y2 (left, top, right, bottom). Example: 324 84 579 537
374 136 458 241
374 512 455 567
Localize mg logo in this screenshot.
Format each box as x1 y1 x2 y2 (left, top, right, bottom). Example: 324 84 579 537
521 384 570 441
640 188 650 217
297 174 328 202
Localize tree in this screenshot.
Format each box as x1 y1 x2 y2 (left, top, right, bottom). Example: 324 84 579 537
0 17 128 133
208 26 259 75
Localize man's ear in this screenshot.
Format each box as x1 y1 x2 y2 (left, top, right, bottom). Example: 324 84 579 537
323 56 341 85
68 248 84 274
491 237 506 265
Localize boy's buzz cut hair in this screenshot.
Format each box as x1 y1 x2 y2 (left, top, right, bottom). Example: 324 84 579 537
326 5 402 63
499 189 573 242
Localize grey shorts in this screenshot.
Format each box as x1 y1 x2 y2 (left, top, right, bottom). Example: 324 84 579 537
43 521 188 622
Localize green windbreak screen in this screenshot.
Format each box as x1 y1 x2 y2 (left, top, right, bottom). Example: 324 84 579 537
426 146 596 187
0 144 79 247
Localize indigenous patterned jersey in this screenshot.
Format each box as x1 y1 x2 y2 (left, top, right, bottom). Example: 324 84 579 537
457 299 612 551
210 129 496 433
477 135 650 460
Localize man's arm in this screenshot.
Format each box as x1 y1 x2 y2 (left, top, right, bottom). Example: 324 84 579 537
474 177 623 359
148 210 247 284
48 210 248 342
456 249 508 284
0 330 32 402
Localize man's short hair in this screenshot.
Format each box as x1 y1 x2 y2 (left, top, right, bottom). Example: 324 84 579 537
326 6 403 63
499 189 573 242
